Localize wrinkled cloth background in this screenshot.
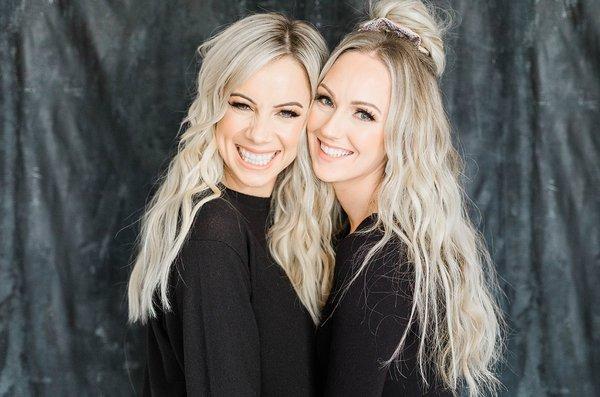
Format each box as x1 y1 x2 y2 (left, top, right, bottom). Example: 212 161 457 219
1 0 599 396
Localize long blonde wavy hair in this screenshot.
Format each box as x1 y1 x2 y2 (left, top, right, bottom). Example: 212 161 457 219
127 13 335 325
319 1 505 395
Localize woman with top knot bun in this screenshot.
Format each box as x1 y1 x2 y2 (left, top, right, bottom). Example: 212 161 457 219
309 1 505 396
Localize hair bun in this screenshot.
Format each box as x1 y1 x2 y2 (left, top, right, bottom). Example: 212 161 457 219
369 0 452 77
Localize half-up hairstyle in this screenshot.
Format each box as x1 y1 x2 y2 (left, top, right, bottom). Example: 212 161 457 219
320 1 505 395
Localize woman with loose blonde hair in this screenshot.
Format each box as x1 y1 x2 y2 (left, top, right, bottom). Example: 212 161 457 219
309 1 505 396
127 12 333 395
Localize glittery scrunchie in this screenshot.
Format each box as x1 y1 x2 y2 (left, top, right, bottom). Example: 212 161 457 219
358 17 431 56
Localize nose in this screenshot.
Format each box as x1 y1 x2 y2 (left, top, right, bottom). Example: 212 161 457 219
317 109 344 141
244 114 272 144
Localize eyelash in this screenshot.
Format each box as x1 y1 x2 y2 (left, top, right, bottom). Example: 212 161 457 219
280 110 300 118
315 94 376 122
315 94 333 107
228 102 299 118
356 108 376 122
229 101 251 111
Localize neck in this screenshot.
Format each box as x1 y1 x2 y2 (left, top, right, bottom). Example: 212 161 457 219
333 166 383 233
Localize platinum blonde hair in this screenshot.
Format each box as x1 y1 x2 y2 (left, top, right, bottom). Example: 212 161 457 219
127 13 334 325
320 1 505 395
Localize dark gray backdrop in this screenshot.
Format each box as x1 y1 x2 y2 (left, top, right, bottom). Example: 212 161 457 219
1 0 599 395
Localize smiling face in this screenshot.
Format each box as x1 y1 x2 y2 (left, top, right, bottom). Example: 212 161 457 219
215 56 312 197
307 51 391 188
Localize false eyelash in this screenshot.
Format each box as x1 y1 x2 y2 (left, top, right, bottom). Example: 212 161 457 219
357 108 376 121
315 94 333 106
280 110 300 118
229 101 251 110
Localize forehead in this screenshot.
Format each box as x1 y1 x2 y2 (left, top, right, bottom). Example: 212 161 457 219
321 51 391 105
234 56 311 103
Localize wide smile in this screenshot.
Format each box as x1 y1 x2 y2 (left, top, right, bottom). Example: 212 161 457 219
235 144 281 169
316 137 354 160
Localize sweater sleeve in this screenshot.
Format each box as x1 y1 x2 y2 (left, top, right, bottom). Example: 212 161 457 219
173 239 260 396
323 256 414 397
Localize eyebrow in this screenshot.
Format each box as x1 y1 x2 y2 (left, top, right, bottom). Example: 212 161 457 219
230 92 304 109
275 101 304 108
319 83 381 115
351 100 381 114
319 83 336 101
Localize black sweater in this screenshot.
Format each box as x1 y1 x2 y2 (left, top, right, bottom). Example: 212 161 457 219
316 214 453 396
142 188 317 396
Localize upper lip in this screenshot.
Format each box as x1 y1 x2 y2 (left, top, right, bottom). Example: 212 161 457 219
236 144 280 154
317 137 354 153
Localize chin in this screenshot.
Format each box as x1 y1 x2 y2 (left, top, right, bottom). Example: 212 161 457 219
236 173 276 189
312 166 341 183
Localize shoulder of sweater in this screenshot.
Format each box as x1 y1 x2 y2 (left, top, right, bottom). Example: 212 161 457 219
341 229 405 262
326 239 415 337
170 198 251 290
186 196 250 250
339 230 412 292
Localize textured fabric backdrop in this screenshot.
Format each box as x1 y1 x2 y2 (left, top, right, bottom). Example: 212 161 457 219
1 0 599 395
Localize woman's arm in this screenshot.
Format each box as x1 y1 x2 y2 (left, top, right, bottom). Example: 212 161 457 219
175 239 260 396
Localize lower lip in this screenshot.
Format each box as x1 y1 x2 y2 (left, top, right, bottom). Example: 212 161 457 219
236 146 280 170
316 138 354 162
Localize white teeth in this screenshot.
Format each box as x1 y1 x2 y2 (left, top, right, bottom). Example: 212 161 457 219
237 146 277 166
320 141 353 158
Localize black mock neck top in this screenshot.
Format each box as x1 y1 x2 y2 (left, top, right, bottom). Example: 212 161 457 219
142 187 317 396
316 214 453 396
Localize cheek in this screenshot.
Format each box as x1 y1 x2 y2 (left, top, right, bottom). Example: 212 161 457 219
307 108 325 134
374 129 386 159
215 111 247 141
278 120 305 154
351 127 386 160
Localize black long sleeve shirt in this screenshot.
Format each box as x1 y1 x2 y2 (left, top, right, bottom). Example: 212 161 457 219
316 214 453 396
142 188 317 396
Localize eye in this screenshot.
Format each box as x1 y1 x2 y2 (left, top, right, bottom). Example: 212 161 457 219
315 94 334 108
229 101 252 111
355 108 376 122
279 109 300 118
